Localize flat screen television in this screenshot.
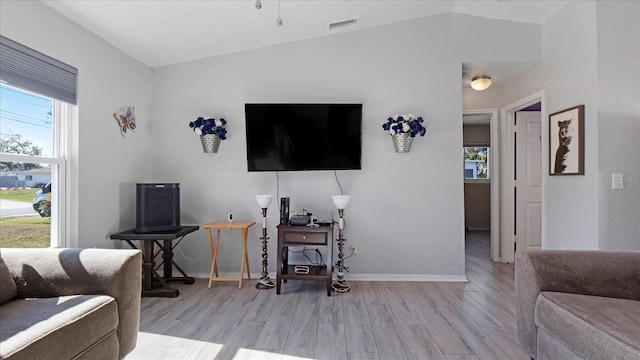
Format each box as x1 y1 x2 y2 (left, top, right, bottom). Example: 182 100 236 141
135 183 181 233
245 103 362 172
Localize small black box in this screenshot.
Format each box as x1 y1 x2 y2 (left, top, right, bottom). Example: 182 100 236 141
290 215 310 226
280 197 290 225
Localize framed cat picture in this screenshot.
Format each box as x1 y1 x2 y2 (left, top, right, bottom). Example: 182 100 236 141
549 105 584 175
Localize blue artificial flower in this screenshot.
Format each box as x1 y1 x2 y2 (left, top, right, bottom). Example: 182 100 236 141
189 115 229 140
383 113 426 137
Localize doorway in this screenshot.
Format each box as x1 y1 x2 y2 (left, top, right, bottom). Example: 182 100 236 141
463 109 500 261
500 91 545 263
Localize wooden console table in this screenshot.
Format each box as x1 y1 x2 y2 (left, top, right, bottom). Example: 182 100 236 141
110 226 199 297
202 221 256 289
276 224 333 296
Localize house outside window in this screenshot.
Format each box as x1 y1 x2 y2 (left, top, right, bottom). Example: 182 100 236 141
0 84 68 247
464 147 490 180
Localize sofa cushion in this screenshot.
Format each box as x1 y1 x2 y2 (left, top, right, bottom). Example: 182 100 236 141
535 291 640 360
0 295 119 360
0 257 17 305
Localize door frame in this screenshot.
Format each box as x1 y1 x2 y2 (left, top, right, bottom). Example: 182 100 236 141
463 108 500 262
500 90 546 263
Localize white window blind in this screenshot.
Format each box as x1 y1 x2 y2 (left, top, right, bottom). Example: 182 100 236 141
0 36 77 105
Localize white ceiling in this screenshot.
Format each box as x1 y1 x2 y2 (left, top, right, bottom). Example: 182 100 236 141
42 0 570 69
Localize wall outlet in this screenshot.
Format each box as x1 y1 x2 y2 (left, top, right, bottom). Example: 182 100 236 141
350 244 357 255
612 173 624 190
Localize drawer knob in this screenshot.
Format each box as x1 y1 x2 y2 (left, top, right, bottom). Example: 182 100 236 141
302 236 306 240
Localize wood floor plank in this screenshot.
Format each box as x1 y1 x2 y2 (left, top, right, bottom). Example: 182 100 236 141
199 301 252 343
233 280 261 302
283 302 319 358
481 326 530 360
445 355 480 360
315 323 347 360
347 352 380 360
366 304 413 360
298 281 324 305
358 281 387 305
242 288 278 322
253 292 299 351
411 282 455 307
403 290 474 355
434 283 505 329
381 282 423 325
319 291 343 324
399 324 446 360
343 289 378 353
210 321 265 360
437 306 512 360
465 291 518 333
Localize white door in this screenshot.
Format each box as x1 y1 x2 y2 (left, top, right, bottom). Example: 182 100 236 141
515 111 542 252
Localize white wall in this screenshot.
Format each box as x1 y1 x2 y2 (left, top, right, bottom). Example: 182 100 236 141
596 1 640 250
152 14 540 278
463 86 504 110
0 1 153 248
502 1 600 250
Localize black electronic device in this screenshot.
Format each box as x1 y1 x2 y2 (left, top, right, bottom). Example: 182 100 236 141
290 215 311 226
135 183 181 233
245 103 362 171
280 197 290 225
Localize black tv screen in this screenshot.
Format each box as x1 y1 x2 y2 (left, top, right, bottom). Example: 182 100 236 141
245 103 362 171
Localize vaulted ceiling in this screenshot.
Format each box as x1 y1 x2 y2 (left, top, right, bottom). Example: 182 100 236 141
42 0 570 68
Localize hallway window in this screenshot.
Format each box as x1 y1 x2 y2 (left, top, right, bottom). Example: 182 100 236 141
464 147 489 179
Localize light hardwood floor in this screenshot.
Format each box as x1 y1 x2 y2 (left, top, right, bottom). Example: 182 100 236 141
127 231 528 360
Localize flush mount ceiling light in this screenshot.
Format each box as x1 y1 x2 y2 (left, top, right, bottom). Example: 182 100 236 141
471 76 492 91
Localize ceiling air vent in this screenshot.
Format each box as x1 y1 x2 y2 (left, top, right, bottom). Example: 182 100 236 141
329 17 359 31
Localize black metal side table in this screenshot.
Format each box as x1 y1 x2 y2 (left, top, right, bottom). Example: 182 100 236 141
110 226 199 297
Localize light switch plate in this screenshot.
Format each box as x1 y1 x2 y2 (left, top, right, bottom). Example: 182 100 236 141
612 173 624 190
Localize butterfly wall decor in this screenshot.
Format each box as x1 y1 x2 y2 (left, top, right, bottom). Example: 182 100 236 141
113 106 136 137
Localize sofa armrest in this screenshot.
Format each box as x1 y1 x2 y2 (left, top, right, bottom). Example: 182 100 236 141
515 250 640 359
1 248 142 359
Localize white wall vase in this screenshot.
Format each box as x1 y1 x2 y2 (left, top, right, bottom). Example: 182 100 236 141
392 132 414 153
200 134 221 153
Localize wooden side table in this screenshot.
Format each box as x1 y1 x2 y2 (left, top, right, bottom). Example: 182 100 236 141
276 224 334 296
202 221 256 289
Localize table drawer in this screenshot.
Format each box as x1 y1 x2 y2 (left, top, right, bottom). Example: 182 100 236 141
283 231 327 245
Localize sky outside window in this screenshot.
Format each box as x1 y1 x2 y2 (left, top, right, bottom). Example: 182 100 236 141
0 84 53 157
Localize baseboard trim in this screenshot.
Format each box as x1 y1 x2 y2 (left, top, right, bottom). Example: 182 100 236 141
189 272 468 282
347 274 468 282
467 226 491 231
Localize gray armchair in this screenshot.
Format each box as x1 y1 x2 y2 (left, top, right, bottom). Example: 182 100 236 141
515 250 640 359
0 248 142 360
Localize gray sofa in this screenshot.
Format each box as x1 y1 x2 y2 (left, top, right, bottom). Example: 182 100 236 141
0 248 142 360
515 250 640 360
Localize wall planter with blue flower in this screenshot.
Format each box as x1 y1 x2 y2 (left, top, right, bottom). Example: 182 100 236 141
188 117 228 153
382 114 427 153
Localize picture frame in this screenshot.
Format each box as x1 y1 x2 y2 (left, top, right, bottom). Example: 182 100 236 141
549 105 584 175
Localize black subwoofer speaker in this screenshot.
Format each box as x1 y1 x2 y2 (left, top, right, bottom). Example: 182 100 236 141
135 183 181 233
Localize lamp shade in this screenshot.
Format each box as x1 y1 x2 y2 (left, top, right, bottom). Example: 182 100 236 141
255 194 274 208
331 195 351 209
471 76 492 91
